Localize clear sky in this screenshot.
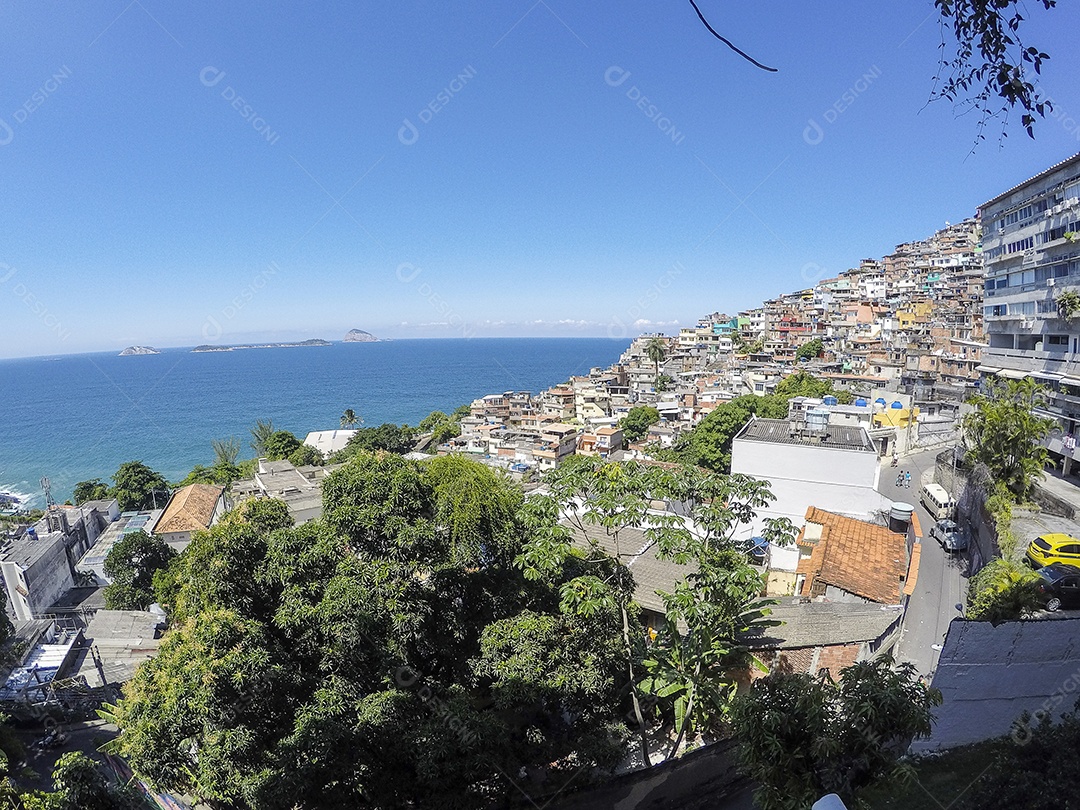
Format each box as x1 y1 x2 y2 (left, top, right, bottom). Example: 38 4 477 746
2 1 1080 359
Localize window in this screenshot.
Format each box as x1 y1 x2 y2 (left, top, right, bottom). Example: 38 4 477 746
1047 335 1069 346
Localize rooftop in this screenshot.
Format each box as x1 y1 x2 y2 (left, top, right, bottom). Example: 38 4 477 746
796 506 908 604
743 599 902 649
734 417 877 452
154 484 223 534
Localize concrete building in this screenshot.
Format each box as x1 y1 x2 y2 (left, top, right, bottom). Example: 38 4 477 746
76 509 163 586
1 502 116 622
303 429 357 458
152 484 226 549
231 459 339 525
730 415 891 536
980 153 1080 472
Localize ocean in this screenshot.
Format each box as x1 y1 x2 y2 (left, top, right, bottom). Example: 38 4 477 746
0 338 627 507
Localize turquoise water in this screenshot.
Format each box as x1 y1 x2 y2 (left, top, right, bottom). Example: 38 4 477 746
0 338 626 505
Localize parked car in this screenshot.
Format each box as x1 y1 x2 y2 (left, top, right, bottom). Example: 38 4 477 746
929 519 967 552
1026 533 1080 569
1035 563 1080 612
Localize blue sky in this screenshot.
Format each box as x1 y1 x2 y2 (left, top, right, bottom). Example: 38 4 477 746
2 1 1080 359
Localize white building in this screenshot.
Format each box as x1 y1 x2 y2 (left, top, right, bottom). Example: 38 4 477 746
730 415 890 537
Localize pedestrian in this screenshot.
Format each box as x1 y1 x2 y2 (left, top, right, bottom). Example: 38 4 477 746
896 473 903 488
905 471 911 488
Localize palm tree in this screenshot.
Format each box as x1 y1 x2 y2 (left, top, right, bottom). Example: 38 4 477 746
340 409 360 429
646 336 667 389
251 419 275 457
211 437 240 467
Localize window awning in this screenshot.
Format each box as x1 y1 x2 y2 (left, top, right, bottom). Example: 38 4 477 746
974 365 1001 374
1032 371 1065 380
1061 377 1080 387
996 369 1028 380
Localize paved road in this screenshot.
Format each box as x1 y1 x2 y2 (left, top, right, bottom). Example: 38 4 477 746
879 446 969 677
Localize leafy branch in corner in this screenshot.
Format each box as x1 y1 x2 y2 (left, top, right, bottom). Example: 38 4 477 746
932 0 1056 141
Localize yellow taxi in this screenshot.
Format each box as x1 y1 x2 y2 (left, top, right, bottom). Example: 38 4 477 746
1026 534 1080 569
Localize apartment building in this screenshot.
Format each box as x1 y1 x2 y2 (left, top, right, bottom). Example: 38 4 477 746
980 153 1080 471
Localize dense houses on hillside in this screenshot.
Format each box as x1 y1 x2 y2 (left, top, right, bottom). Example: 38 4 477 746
445 216 984 476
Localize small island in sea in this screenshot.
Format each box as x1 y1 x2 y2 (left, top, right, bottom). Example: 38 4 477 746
119 346 161 356
343 329 379 343
191 338 332 353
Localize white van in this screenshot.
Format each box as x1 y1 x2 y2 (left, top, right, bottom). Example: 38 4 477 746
920 483 956 521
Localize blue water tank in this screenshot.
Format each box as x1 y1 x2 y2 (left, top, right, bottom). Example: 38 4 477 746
891 401 903 409
855 398 868 407
823 395 838 406
875 397 887 405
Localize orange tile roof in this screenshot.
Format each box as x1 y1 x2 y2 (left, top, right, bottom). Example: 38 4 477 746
796 506 908 604
154 484 223 534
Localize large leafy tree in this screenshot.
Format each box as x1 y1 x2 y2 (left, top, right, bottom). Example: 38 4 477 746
262 430 303 461
333 423 416 459
619 406 661 443
963 377 1053 500
517 458 790 766
111 461 170 511
731 656 941 810
662 395 784 473
108 455 625 808
72 479 110 505
103 530 177 611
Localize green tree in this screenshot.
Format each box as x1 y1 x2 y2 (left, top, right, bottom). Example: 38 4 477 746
955 701 1080 810
288 444 323 468
966 557 1041 622
108 455 625 808
655 373 675 392
773 370 834 399
211 437 241 467
646 336 667 387
662 395 783 473
620 406 661 443
731 656 941 810
340 408 360 429
963 377 1053 500
111 461 170 511
933 0 1058 139
72 479 110 505
103 530 178 611
250 418 275 456
795 338 823 361
262 430 302 461
517 459 790 767
48 751 144 810
333 423 416 458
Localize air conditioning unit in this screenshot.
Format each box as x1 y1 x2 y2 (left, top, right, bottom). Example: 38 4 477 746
1049 278 1057 287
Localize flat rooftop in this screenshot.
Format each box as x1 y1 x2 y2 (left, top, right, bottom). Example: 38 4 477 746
735 417 876 452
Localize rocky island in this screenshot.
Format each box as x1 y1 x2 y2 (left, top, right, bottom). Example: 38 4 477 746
119 346 161 356
343 329 378 343
191 339 332 353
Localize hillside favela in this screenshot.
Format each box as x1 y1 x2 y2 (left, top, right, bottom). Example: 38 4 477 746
2 5 1080 810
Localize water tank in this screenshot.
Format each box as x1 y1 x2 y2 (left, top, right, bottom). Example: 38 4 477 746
25 527 37 541
805 409 829 434
890 401 904 409
855 398 868 407
875 397 887 405
823 395 838 406
889 502 915 533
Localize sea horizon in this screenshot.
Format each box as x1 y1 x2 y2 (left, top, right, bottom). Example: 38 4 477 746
0 337 628 507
